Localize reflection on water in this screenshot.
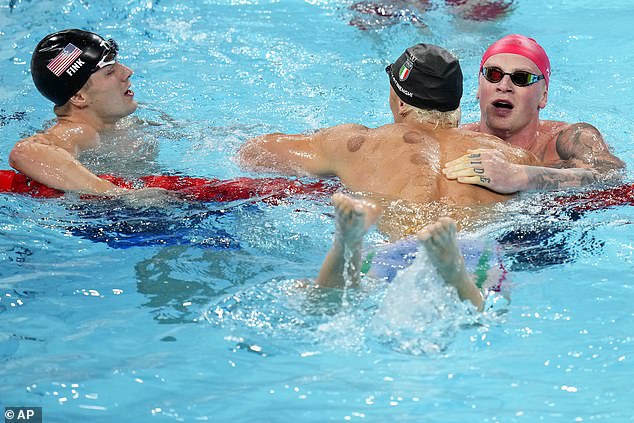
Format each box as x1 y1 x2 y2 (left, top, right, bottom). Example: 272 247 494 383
64 198 246 250
135 247 269 324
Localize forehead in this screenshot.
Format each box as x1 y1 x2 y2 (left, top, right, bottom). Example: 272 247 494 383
483 53 540 73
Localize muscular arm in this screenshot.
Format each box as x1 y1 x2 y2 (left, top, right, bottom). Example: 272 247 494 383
238 124 369 177
445 124 625 193
554 123 625 173
519 123 625 190
9 135 118 194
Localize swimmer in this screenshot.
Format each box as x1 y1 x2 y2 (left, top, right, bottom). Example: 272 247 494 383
348 0 513 30
240 43 539 234
315 193 484 310
9 29 152 195
348 1 428 30
448 34 625 193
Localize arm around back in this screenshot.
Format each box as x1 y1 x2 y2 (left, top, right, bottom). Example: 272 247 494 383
238 124 370 178
505 123 625 191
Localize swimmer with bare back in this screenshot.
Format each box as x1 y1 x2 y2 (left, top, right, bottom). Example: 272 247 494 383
240 44 534 309
240 44 538 231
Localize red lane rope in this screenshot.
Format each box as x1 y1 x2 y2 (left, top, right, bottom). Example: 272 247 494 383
0 170 336 202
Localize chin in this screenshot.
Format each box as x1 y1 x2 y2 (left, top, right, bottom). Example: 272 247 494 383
126 101 139 115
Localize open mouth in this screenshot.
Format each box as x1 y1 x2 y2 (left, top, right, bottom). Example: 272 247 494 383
493 100 513 109
124 89 134 97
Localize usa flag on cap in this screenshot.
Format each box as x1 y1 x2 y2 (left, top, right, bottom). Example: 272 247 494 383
46 43 83 77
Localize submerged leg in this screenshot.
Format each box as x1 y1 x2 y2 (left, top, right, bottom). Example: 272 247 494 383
315 193 381 289
417 217 484 311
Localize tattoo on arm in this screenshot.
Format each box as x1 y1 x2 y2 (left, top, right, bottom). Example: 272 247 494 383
555 123 625 176
525 166 597 190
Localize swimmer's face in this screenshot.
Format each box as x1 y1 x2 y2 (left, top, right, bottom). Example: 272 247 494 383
476 53 548 139
79 60 138 123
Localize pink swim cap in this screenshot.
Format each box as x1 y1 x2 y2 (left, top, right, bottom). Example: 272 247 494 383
480 34 551 88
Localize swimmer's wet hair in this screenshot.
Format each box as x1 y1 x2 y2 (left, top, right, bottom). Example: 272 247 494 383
402 105 461 129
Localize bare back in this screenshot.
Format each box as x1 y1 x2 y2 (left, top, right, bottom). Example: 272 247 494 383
320 122 537 205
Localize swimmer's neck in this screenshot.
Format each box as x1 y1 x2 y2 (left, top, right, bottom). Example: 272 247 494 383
481 118 542 151
55 111 120 133
396 113 452 129
52 112 124 153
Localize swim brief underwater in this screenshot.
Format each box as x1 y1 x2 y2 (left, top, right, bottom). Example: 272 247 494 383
361 236 508 293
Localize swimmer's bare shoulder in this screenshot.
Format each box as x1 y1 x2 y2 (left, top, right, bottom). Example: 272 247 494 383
9 123 116 193
14 121 99 154
239 123 370 176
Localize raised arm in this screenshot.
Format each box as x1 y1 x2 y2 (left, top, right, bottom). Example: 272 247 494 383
238 124 369 177
9 134 117 194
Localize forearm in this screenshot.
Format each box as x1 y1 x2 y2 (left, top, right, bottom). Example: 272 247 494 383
10 143 117 194
521 165 597 190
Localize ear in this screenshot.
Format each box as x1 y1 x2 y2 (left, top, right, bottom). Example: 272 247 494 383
538 89 548 109
68 91 89 109
398 98 408 115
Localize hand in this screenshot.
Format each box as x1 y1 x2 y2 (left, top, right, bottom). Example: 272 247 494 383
443 148 527 194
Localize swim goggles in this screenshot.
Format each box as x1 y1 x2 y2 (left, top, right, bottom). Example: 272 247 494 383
481 66 544 87
91 38 119 73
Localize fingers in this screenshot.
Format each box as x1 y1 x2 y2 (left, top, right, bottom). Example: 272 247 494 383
443 149 500 184
456 175 490 186
444 165 489 182
446 148 503 167
444 154 486 172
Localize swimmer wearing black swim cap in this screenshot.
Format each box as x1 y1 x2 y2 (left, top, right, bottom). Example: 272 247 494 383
9 29 141 195
31 29 124 106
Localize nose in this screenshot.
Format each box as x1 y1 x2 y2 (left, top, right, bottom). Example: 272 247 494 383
116 63 133 80
496 74 514 92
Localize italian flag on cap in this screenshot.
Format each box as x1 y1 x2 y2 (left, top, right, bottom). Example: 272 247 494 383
399 63 411 80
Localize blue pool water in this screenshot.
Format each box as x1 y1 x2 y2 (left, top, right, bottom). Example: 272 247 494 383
1 0 634 422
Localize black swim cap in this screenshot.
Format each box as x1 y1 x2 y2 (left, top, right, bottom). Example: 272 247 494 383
386 43 463 112
31 29 118 106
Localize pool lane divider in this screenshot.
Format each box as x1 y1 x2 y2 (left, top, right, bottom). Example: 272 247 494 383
2 169 634 211
0 170 336 203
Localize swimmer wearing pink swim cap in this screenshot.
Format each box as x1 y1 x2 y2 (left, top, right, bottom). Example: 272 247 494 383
479 34 551 88
445 34 624 194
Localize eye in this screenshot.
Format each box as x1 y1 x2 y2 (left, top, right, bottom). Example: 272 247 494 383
488 68 503 80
